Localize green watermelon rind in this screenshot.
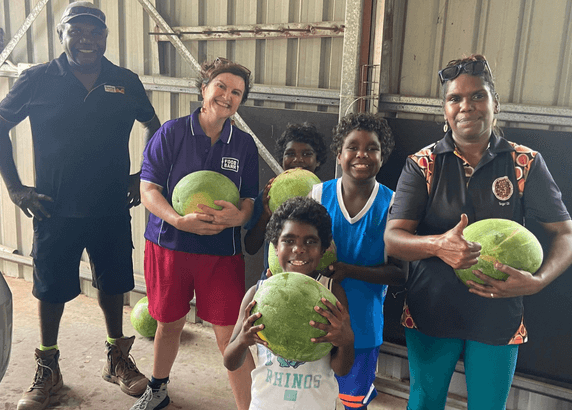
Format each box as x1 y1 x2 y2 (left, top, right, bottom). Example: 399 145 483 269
130 297 158 338
268 240 337 276
454 218 543 287
267 168 321 213
251 272 338 362
172 170 240 216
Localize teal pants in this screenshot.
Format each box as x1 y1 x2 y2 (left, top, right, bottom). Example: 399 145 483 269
405 328 518 410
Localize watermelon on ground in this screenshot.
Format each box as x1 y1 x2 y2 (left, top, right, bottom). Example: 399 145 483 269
268 168 321 212
130 297 157 338
454 218 543 286
251 272 338 362
268 240 337 276
172 170 240 216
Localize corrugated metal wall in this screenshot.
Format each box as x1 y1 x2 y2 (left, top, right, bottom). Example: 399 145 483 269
0 0 347 291
376 0 572 132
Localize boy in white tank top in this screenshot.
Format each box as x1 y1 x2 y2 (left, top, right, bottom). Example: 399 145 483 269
224 197 354 409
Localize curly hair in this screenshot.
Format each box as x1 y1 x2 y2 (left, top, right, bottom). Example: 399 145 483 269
330 113 395 162
194 57 252 103
265 197 332 253
275 123 328 172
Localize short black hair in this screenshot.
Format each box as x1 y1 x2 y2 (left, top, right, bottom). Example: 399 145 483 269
275 123 328 172
266 197 332 253
330 113 395 163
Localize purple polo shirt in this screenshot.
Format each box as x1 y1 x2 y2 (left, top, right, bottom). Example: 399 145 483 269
141 108 259 255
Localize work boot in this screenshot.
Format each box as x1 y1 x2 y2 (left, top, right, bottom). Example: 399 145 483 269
102 336 148 396
17 349 63 410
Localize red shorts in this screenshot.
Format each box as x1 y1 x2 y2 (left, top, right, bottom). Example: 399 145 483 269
144 240 245 325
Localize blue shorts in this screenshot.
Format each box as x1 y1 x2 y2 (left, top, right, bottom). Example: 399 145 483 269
32 214 135 303
336 346 380 409
405 328 518 410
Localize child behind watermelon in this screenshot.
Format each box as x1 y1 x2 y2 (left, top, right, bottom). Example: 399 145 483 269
243 123 328 280
310 113 407 409
224 197 354 409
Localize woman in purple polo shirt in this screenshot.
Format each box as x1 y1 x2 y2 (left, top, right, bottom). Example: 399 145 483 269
132 58 258 410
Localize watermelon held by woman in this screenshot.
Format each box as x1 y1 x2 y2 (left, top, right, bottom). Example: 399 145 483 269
267 168 321 213
454 218 543 286
251 271 339 362
171 170 240 216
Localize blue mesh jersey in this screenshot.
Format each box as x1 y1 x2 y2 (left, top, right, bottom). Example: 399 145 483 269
312 179 394 349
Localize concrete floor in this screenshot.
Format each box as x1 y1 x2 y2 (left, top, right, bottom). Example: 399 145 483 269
1 274 408 410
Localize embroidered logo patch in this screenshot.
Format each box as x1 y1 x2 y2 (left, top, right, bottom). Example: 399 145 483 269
104 85 125 94
221 157 239 172
492 176 513 201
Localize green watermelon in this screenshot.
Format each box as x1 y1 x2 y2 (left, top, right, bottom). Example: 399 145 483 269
268 168 321 212
172 170 240 216
268 240 337 275
454 218 543 286
130 297 157 338
251 272 338 362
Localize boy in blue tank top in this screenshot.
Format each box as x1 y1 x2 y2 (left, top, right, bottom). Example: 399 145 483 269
311 113 407 409
224 197 354 410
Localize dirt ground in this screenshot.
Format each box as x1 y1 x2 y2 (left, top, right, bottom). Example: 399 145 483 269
1 275 407 410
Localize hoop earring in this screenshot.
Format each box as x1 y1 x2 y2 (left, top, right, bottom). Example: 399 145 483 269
443 122 449 133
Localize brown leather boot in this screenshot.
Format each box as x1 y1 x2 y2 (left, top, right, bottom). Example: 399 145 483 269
17 349 63 410
102 336 148 396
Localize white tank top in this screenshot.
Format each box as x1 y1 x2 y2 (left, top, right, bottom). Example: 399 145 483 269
249 275 338 410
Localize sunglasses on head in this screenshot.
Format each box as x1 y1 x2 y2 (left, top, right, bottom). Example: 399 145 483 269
438 60 490 84
214 57 251 76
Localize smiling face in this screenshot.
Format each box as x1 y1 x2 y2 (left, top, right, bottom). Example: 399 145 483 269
201 72 245 121
444 74 499 143
337 129 383 182
282 141 319 172
58 17 107 73
276 220 323 276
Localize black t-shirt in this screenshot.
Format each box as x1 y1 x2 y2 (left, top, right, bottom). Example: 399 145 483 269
388 132 570 345
0 53 156 217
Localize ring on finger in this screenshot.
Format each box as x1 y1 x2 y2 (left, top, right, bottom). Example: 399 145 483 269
490 293 494 298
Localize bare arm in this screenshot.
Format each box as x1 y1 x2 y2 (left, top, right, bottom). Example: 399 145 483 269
141 114 161 148
224 286 267 371
384 214 481 269
325 256 407 286
0 118 53 219
244 179 274 255
127 115 162 209
468 220 572 298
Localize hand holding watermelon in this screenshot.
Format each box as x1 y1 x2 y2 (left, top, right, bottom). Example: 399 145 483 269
456 218 544 299
309 297 354 350
436 214 482 270
468 261 542 299
197 199 245 228
174 212 227 236
234 299 268 349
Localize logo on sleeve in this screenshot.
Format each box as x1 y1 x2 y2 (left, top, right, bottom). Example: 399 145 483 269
221 157 239 172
